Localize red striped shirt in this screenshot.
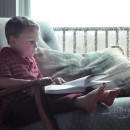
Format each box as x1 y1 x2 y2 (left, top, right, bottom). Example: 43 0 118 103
0 47 44 128
0 47 43 79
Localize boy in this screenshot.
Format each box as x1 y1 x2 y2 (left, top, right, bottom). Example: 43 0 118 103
0 16 120 127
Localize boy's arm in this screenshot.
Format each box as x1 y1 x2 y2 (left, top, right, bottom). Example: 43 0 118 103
0 77 31 89
0 77 53 90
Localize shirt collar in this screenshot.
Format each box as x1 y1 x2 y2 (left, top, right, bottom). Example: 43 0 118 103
1 47 37 66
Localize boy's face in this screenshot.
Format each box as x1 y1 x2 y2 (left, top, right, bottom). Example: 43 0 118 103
10 27 39 58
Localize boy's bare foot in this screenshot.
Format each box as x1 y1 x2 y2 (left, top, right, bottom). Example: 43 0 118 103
98 88 120 106
73 84 106 113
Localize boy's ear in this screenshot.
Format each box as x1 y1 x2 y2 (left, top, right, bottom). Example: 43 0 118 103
9 36 16 46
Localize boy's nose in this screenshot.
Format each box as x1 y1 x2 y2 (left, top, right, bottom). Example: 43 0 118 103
34 42 38 48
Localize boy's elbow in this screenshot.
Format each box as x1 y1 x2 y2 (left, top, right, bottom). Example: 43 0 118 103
0 76 17 89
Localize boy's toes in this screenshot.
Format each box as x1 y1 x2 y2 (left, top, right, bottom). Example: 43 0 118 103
111 88 120 97
105 88 120 106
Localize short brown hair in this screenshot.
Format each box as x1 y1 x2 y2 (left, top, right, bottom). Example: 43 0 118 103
5 16 39 45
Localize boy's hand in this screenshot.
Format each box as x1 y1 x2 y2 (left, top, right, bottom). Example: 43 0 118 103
23 77 53 96
40 77 52 86
52 77 66 85
24 77 66 95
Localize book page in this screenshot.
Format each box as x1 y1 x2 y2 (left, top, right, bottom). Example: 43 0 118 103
63 75 89 87
84 73 111 87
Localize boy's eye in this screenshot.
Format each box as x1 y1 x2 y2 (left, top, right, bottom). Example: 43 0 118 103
29 41 34 44
28 40 38 45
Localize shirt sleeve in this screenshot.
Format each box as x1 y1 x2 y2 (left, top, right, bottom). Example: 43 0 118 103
37 69 44 78
0 61 12 77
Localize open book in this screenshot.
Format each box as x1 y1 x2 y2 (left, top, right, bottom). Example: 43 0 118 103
44 73 111 94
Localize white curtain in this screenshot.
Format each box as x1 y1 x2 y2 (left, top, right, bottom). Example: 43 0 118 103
0 0 31 17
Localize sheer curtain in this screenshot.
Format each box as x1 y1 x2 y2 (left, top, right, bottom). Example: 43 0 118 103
16 0 31 17
31 0 130 27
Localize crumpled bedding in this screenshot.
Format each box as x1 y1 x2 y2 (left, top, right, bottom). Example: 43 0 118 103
34 45 130 90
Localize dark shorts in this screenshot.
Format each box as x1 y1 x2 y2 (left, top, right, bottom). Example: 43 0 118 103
3 88 94 127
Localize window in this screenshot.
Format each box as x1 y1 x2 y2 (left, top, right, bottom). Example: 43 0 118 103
31 0 130 27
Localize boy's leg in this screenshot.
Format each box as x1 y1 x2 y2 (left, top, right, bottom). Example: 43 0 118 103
46 93 86 114
0 96 13 129
45 86 105 113
46 84 121 113
7 87 96 126
7 93 42 126
7 85 121 126
7 88 95 126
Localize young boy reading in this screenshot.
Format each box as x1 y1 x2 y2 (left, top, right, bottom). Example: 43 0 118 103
0 16 121 128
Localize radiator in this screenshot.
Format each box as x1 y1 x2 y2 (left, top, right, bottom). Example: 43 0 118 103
53 27 130 60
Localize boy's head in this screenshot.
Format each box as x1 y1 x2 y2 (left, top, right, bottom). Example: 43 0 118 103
5 16 40 57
